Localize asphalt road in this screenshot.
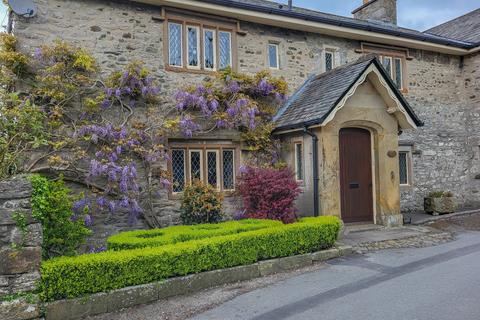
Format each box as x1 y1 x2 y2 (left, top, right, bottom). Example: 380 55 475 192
192 231 480 320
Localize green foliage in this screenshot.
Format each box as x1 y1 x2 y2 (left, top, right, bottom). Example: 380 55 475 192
0 291 37 303
180 180 224 225
30 175 91 259
11 211 28 249
0 33 30 84
428 191 454 198
40 216 341 301
0 93 49 179
107 219 283 250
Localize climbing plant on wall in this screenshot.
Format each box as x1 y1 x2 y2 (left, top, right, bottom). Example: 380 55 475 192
0 33 287 227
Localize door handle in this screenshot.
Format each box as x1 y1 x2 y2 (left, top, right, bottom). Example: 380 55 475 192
349 182 359 189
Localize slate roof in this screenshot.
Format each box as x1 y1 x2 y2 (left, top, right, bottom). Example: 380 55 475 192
425 9 480 44
196 0 478 48
272 56 423 131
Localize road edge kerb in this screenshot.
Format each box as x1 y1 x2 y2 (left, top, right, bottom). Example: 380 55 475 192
43 245 353 320
412 208 480 225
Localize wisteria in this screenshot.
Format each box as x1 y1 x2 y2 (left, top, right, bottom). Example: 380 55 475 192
173 72 287 134
101 62 161 109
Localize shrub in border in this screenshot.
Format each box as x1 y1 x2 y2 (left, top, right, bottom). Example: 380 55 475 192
108 219 283 250
40 216 341 301
180 180 224 225
236 166 301 223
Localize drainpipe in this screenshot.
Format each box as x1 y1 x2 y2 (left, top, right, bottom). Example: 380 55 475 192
303 127 319 217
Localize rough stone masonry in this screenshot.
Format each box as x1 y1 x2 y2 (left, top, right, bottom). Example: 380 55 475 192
8 0 480 236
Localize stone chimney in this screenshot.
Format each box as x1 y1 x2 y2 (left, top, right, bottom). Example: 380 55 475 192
352 0 397 25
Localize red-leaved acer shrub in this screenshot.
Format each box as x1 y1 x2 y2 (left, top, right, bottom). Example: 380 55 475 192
236 166 301 223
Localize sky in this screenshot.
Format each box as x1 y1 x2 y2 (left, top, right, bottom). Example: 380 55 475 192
277 0 480 31
0 1 479 31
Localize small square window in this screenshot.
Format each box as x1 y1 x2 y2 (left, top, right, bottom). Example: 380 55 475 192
268 43 279 69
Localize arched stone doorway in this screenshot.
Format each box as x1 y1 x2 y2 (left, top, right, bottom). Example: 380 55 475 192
339 128 374 223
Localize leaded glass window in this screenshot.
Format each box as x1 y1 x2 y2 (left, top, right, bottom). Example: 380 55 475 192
190 150 202 182
207 151 219 188
394 57 402 89
204 29 216 70
382 56 392 77
168 23 182 67
295 143 303 181
172 149 185 192
325 51 333 71
399 151 409 185
170 147 237 192
268 43 279 69
219 31 231 70
222 150 234 190
187 26 200 68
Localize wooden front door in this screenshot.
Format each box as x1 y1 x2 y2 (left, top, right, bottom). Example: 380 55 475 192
339 128 374 223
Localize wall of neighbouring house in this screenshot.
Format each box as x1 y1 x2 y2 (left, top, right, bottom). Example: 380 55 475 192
11 0 479 235
0 176 42 320
463 52 480 206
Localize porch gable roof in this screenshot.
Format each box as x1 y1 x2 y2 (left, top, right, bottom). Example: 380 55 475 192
272 56 424 133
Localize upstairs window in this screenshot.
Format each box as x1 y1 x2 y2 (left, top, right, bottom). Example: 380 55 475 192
168 23 183 67
380 55 403 89
187 26 200 69
170 145 237 194
325 51 334 71
268 43 279 69
166 17 235 72
357 42 409 91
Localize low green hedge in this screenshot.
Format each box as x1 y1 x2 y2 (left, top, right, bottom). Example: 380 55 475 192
40 216 341 301
107 219 283 250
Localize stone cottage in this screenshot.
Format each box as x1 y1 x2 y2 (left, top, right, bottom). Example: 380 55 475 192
7 0 480 232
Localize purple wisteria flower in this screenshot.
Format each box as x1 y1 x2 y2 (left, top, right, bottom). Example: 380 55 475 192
33 47 42 59
179 115 200 137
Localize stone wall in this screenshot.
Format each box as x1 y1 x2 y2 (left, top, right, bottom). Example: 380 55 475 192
0 176 42 320
11 0 480 222
0 176 41 299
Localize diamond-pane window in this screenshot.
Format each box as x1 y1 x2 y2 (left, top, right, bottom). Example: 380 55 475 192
168 23 182 67
399 152 408 185
207 151 218 188
222 150 234 190
190 150 202 182
187 26 199 68
325 51 333 71
394 58 402 89
219 31 231 70
204 29 215 70
382 56 393 77
172 149 185 192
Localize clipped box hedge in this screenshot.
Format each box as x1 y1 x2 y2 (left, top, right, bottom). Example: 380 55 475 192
107 219 284 250
40 216 341 301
